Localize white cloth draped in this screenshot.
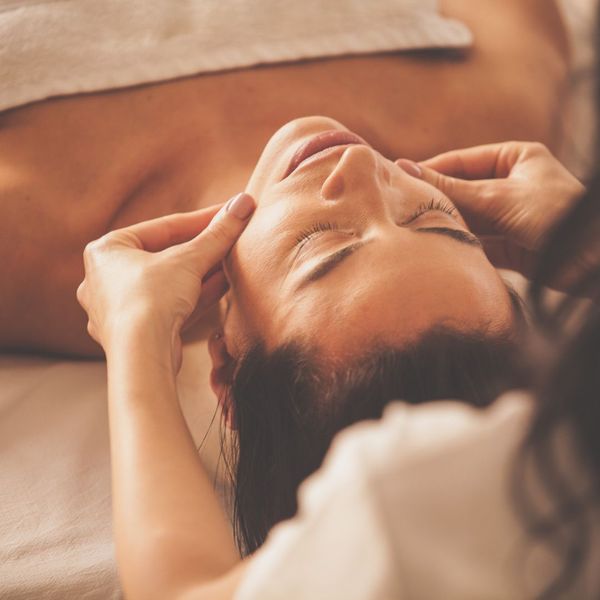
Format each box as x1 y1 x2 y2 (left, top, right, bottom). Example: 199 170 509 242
0 0 472 112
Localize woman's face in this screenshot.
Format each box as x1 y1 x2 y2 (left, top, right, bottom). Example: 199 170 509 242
221 117 514 360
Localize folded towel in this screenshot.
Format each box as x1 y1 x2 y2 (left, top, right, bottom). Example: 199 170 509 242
0 0 472 112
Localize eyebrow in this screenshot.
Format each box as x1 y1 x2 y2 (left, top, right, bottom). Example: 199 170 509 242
414 227 482 247
296 240 372 289
296 227 481 289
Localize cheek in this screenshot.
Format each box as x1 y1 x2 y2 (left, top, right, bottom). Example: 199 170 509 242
245 142 290 196
245 169 270 198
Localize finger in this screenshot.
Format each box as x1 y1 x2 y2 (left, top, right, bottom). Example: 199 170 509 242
398 160 485 208
396 160 503 236
120 204 225 252
479 236 538 277
183 270 229 331
172 339 184 375
182 192 255 274
420 142 523 180
76 281 86 307
202 262 223 283
199 270 229 309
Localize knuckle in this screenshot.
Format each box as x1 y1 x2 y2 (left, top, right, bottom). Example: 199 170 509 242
83 240 97 257
100 231 120 246
422 168 447 192
82 243 96 269
76 282 86 304
512 142 550 156
439 173 455 194
479 182 502 204
84 235 110 256
432 172 457 198
83 233 119 264
521 141 549 158
528 141 549 154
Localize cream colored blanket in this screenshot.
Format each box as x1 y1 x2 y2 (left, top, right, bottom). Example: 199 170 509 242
0 0 471 112
0 342 223 599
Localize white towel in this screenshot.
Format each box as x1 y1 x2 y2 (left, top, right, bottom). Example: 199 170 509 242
0 0 472 112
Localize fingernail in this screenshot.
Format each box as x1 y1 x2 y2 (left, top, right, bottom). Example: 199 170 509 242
226 193 255 219
396 159 423 179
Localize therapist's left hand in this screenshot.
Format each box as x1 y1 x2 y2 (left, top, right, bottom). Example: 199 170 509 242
76 193 255 372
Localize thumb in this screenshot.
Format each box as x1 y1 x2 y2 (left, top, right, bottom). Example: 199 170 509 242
180 192 256 274
396 159 501 236
396 159 484 208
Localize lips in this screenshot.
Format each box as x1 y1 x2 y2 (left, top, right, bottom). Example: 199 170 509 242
282 130 368 180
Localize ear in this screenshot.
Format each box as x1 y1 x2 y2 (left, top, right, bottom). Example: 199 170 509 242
208 330 237 430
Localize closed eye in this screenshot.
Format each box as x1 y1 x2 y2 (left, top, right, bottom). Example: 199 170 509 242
295 221 340 248
402 198 457 224
295 198 456 248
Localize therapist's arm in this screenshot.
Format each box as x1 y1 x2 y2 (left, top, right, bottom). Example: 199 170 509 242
76 197 258 599
105 320 248 600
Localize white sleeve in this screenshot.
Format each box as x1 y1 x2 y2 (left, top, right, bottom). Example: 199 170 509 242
235 423 402 600
235 395 536 600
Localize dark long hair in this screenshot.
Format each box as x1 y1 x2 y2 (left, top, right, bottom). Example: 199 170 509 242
224 319 524 555
222 21 600 589
511 136 600 597
510 183 600 598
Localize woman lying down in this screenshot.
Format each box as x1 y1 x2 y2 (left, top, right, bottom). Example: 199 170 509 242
77 115 599 598
1 0 587 597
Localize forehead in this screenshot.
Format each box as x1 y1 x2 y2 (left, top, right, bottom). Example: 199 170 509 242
248 233 513 358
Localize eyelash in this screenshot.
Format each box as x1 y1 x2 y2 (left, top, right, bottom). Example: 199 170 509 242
295 199 456 247
295 221 339 247
404 198 457 224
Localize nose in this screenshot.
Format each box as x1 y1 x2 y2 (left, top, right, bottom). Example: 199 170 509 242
321 145 420 227
321 145 383 201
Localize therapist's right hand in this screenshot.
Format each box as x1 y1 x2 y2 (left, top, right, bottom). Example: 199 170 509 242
397 142 585 278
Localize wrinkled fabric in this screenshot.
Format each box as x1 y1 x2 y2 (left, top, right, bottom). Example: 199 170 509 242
0 0 472 111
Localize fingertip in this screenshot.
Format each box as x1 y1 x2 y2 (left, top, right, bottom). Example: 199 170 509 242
395 159 423 179
198 270 230 310
190 193 255 273
225 192 255 220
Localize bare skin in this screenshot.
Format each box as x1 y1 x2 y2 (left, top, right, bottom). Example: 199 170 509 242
0 0 568 357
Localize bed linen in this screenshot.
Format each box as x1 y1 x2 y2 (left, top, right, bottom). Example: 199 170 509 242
0 342 222 599
0 0 471 112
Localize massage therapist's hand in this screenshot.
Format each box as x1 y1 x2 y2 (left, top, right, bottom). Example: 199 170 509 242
397 142 585 278
76 193 255 372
